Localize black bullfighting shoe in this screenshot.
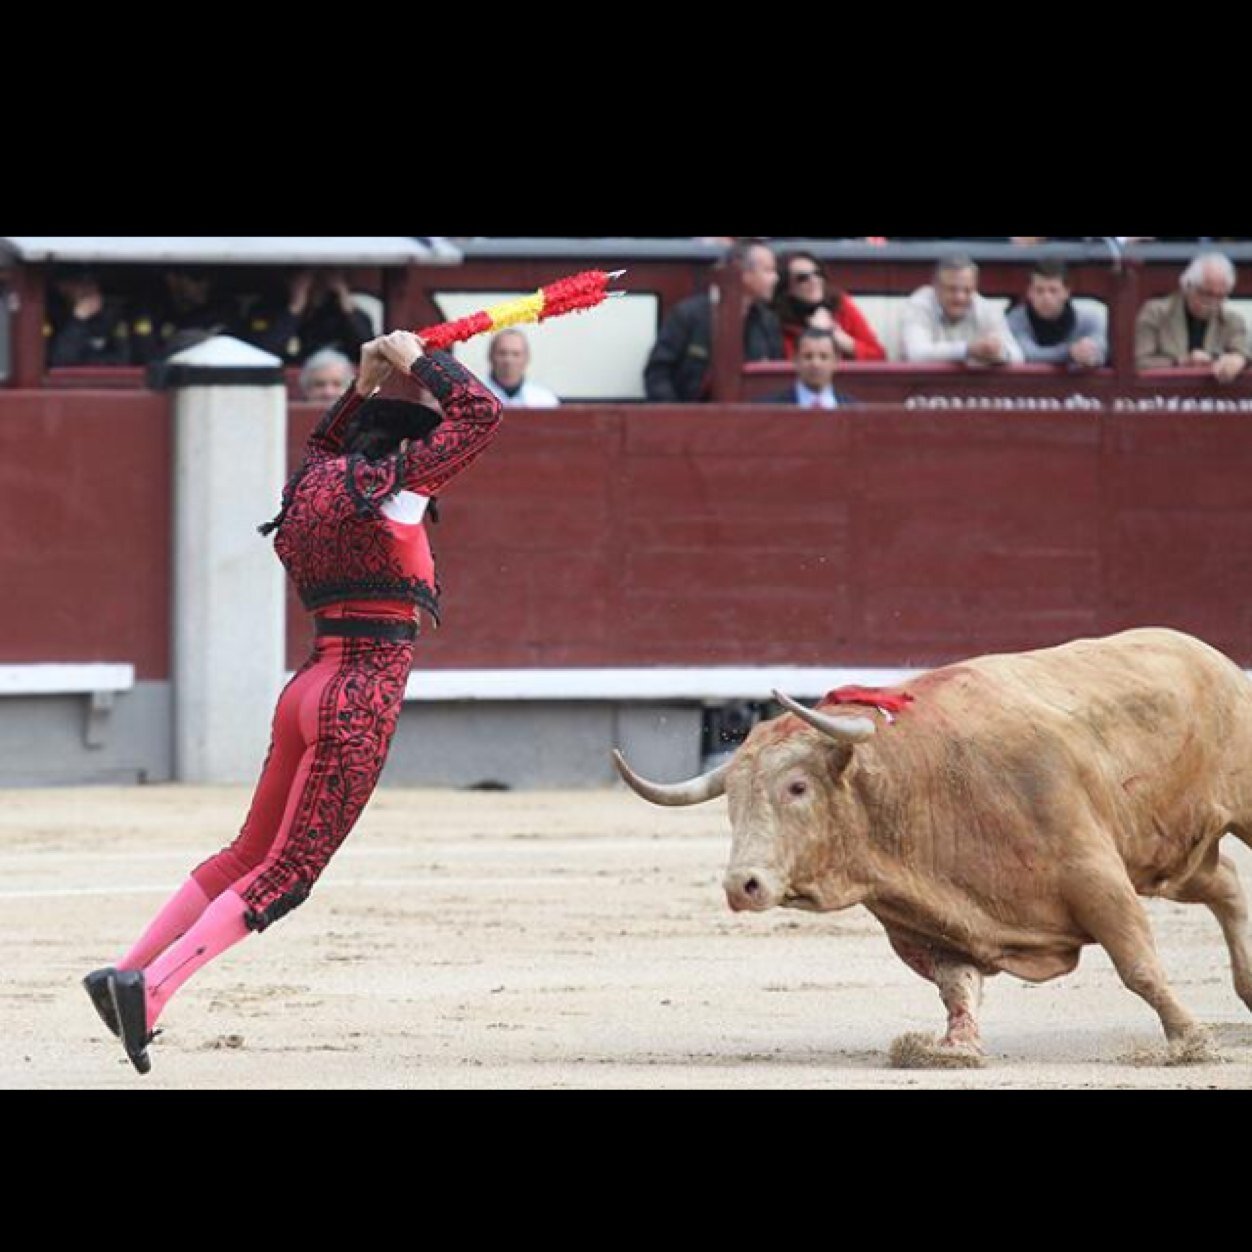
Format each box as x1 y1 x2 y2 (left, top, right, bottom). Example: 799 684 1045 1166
108 970 154 1076
82 968 121 1038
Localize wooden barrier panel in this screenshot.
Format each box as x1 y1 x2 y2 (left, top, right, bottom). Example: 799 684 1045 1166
286 402 1252 672
3 391 1247 679
742 362 1252 407
0 390 172 678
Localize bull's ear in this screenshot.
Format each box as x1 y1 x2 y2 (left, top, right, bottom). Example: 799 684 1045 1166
824 741 857 784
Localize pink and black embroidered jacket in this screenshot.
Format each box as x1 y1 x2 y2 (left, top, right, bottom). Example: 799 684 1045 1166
268 352 503 625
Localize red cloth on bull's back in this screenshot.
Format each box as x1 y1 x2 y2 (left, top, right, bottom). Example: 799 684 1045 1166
822 686 915 714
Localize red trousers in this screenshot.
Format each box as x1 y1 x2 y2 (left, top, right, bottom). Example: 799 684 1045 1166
192 626 415 931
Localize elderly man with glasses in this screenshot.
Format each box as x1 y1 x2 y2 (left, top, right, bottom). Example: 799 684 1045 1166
1135 253 1250 383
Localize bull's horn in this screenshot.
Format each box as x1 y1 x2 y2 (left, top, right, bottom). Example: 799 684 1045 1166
772 691 877 743
611 749 729 807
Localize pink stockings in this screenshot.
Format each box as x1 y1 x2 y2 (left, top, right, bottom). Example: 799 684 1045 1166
111 632 410 1034
115 877 250 1034
117 877 212 973
139 890 252 1033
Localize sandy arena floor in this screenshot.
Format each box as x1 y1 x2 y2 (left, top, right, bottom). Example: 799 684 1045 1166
2 785 1250 1089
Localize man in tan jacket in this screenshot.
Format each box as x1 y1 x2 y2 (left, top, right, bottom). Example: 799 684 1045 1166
1135 253 1250 383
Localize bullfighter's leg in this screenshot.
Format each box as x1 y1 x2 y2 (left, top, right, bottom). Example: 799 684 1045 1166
1168 851 1252 1012
886 935 986 1067
1066 863 1201 1043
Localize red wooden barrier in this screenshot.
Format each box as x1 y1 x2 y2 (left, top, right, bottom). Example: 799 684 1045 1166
0 390 172 678
289 403 1252 672
6 392 1250 679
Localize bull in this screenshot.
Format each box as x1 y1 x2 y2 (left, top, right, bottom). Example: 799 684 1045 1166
613 628 1252 1065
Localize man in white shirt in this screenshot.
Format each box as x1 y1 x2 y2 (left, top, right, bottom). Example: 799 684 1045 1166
900 255 1024 366
484 329 561 408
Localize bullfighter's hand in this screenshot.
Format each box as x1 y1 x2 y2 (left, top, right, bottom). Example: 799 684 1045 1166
355 337 393 396
376 331 426 373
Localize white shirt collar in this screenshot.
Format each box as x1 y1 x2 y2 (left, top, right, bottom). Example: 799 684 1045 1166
795 381 837 408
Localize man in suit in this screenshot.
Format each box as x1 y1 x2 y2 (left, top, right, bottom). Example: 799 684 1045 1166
1135 253 1249 383
757 328 857 407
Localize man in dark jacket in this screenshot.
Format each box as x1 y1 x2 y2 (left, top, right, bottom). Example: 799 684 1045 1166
243 267 375 366
45 266 131 367
644 240 785 401
128 267 240 364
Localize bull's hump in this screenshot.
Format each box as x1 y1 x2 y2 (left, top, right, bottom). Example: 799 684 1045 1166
905 665 978 695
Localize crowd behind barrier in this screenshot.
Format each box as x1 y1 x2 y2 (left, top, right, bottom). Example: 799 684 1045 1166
4 237 1252 786
393 235 1252 405
7 237 1252 404
42 263 381 372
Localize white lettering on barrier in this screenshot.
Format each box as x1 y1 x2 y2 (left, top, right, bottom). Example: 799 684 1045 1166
878 395 1251 412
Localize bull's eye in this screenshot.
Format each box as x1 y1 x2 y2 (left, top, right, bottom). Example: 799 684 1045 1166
788 780 808 798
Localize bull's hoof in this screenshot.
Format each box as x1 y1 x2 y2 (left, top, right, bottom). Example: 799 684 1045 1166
888 1031 987 1070
1121 1027 1222 1068
1168 1028 1222 1066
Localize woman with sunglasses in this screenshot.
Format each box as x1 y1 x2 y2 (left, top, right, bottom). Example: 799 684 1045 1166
773 250 886 362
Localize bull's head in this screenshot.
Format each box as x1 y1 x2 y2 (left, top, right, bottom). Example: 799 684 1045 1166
613 692 877 916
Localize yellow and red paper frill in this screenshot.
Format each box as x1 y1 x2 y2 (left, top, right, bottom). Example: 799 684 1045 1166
415 270 618 351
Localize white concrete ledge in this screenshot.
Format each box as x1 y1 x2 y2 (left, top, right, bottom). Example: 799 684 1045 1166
400 668 919 702
0 665 136 696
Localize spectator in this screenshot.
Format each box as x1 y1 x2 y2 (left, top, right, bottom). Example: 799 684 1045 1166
1135 253 1250 383
900 255 1025 366
1005 260 1107 368
773 251 886 362
243 268 374 366
483 329 560 407
45 265 130 367
298 348 356 402
129 267 239 364
756 328 856 408
644 239 785 402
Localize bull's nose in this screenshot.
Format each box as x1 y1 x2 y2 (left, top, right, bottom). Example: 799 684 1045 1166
724 868 783 913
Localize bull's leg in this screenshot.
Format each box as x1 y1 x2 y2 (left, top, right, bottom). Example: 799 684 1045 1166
1169 852 1252 1012
1066 865 1201 1043
933 959 985 1050
886 936 986 1068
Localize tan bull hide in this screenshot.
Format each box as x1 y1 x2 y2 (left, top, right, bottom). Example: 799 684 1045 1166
614 628 1252 1066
